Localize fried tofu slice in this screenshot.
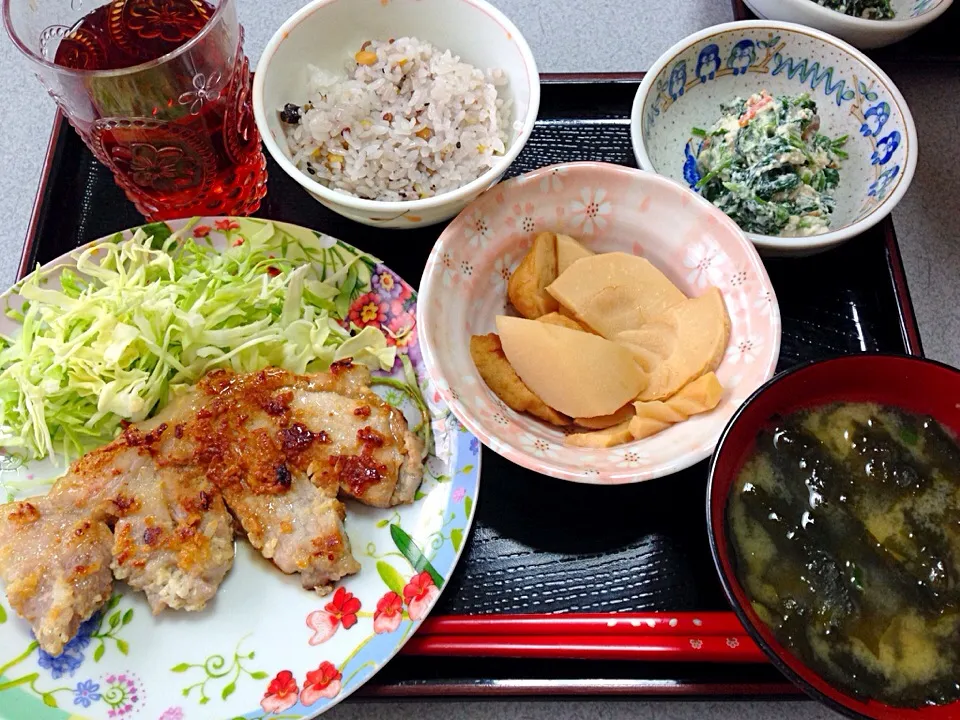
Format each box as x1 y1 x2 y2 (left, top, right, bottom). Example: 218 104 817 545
508 232 559 319
564 419 634 448
470 333 569 426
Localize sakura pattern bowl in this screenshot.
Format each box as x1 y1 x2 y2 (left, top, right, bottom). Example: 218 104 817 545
417 162 782 485
631 21 918 256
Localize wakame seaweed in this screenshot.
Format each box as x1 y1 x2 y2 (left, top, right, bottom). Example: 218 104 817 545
728 403 960 708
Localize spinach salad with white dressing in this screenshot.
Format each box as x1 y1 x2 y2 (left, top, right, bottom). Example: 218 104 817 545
814 0 895 19
691 91 849 237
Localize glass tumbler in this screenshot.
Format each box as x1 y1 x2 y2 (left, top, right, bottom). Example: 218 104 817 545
3 0 268 220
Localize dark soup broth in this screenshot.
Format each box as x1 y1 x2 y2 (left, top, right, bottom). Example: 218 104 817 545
728 402 960 708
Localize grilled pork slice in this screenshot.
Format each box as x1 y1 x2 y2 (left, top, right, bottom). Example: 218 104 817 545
0 498 114 656
0 362 425 653
110 465 235 613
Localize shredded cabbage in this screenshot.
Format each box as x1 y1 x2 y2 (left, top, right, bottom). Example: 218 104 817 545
0 222 396 461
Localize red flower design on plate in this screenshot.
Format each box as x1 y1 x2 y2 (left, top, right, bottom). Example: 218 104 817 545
299 661 342 706
373 591 404 634
403 571 440 621
305 587 361 644
260 670 298 714
385 314 415 347
348 292 388 329
384 313 421 366
216 218 241 231
193 225 211 238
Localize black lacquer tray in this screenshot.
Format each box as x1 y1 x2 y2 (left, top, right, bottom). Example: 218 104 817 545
22 76 921 698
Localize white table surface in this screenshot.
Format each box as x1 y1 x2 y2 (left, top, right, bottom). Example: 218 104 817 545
2 1 958 718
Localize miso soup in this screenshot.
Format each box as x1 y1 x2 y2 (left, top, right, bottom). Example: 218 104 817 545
728 402 960 708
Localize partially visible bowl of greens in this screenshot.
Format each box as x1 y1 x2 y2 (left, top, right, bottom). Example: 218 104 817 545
742 0 954 49
631 20 917 256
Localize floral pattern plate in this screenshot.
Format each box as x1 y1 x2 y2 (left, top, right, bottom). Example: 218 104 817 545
418 162 781 485
0 217 481 720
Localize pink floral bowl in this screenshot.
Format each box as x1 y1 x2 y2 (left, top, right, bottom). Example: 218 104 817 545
417 162 782 484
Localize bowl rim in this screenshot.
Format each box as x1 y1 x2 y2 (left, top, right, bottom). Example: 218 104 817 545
746 0 956 29
418 160 782 485
251 0 541 215
629 19 919 253
705 352 960 720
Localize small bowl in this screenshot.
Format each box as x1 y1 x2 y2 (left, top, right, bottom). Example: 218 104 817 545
417 162 781 485
253 0 540 229
631 20 918 256
743 0 954 49
707 353 960 719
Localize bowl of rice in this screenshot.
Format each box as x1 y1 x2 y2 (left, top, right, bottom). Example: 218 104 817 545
253 0 540 228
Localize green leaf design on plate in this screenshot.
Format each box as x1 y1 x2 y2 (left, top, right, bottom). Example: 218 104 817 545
451 528 464 552
414 489 426 501
105 594 122 612
334 264 360 318
108 610 121 629
121 608 133 625
139 222 174 250
390 524 443 588
377 560 407 596
0 603 6 624
93 644 105 662
464 495 473 518
173 636 265 706
116 639 129 655
460 464 474 475
0 645 77 705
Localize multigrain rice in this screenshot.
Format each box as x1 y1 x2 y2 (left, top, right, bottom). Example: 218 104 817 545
281 37 512 202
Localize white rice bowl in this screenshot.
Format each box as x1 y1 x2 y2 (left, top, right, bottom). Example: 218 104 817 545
282 37 511 202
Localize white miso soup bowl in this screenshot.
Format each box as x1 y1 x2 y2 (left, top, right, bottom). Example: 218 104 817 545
253 0 540 229
631 21 917 256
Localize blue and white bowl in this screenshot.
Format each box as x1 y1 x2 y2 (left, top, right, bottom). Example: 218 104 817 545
631 21 918 256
